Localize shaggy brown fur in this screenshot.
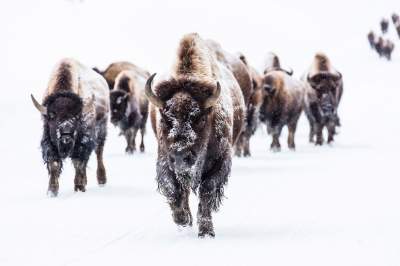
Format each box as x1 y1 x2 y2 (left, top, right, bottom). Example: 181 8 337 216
148 33 245 238
367 31 376 49
259 71 304 151
110 69 150 153
93 61 150 90
303 53 343 145
235 53 264 156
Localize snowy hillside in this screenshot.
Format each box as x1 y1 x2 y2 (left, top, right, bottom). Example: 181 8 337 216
1 0 400 265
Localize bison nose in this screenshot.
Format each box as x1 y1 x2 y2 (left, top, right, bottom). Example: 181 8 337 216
169 151 196 171
60 135 73 144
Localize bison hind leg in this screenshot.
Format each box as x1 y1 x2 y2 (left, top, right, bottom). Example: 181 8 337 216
96 119 107 186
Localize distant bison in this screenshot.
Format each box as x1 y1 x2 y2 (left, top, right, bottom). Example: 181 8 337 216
392 13 399 25
259 54 304 151
93 61 150 90
109 67 150 153
303 53 343 145
367 31 376 49
31 58 109 196
147 33 245 237
380 18 389 34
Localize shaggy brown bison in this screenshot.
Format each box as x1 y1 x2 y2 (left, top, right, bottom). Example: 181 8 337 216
303 53 343 145
147 33 245 237
259 57 304 151
31 58 109 196
109 67 150 153
93 61 150 90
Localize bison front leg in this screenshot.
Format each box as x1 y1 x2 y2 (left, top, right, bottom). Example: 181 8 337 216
124 129 134 154
243 135 251 157
197 153 231 238
270 126 282 152
73 160 88 192
157 156 192 227
139 127 146 153
96 120 107 186
47 161 62 197
327 122 336 144
315 124 324 145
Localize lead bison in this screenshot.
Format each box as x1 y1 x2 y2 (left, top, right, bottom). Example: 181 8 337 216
109 65 150 153
31 58 110 196
146 33 245 237
303 53 343 145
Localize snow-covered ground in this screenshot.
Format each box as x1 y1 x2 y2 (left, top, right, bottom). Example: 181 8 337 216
1 0 400 265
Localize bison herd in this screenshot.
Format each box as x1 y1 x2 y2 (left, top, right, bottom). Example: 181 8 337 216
31 33 344 238
367 13 400 60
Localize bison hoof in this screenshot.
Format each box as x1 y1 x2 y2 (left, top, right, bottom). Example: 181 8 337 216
74 185 86 192
270 146 281 153
198 225 215 238
125 147 135 154
243 152 251 157
140 145 145 153
47 189 58 198
172 210 193 227
289 146 296 151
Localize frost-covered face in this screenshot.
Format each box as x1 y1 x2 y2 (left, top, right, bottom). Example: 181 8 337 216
308 74 340 119
160 92 212 177
45 93 82 159
110 90 129 124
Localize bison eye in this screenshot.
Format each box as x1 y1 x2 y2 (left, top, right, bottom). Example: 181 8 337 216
48 112 56 120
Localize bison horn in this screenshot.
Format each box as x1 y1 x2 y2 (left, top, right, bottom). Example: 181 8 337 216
204 82 221 108
282 68 294 76
31 94 47 114
145 73 164 108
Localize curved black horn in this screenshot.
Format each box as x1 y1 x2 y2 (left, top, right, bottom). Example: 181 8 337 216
282 67 293 76
31 94 47 114
145 73 164 108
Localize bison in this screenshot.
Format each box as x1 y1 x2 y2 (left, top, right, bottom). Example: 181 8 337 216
109 67 150 153
146 33 245 237
31 58 109 196
367 31 376 49
93 61 150 90
392 13 399 25
303 53 343 145
259 55 304 151
380 18 389 34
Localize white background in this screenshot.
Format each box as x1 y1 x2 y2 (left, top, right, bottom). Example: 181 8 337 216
0 0 399 265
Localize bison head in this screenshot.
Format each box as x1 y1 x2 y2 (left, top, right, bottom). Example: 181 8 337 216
109 90 130 125
146 74 220 180
31 92 85 159
307 72 341 120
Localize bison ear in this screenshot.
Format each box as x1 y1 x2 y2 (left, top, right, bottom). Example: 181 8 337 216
204 82 221 108
31 94 47 114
